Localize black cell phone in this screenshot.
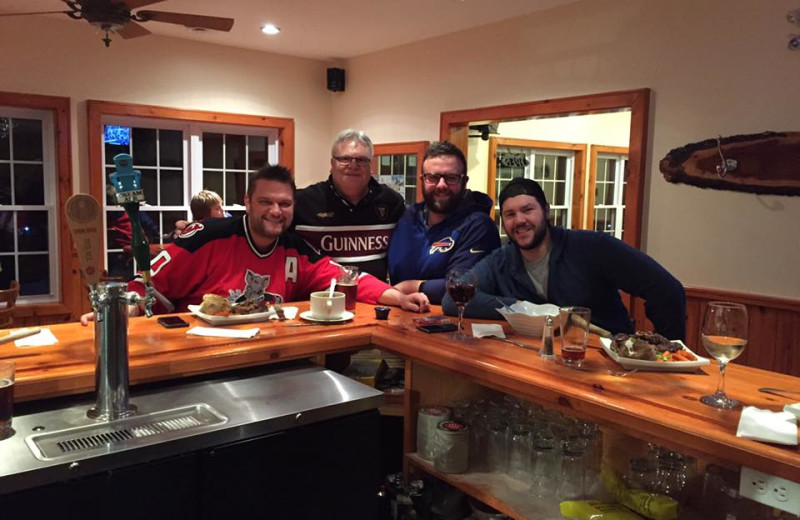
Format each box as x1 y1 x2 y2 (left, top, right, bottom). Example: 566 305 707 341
157 316 190 329
417 324 458 334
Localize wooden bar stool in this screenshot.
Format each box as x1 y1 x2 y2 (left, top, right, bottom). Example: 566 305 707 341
0 280 20 329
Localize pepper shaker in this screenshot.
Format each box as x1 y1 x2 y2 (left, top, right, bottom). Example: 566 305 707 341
541 316 556 360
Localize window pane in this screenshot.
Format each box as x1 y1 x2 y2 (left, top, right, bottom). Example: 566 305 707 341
160 129 183 168
604 182 614 205
19 254 49 295
12 118 43 161
139 211 161 242
555 180 565 204
107 251 133 281
379 156 390 175
132 127 157 166
555 156 567 181
0 256 15 289
203 133 223 169
104 134 130 163
160 170 183 206
0 211 13 252
392 155 404 177
139 167 157 204
0 118 9 160
225 171 246 205
0 164 10 205
203 171 224 196
226 134 246 170
14 163 45 205
106 211 128 250
248 136 269 170
405 187 416 202
17 210 48 251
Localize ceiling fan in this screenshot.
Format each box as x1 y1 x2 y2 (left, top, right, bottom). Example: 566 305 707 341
0 0 235 47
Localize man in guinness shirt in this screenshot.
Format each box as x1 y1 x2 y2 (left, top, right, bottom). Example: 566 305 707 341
294 130 404 281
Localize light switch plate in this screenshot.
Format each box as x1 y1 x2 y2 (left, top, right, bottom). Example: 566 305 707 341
739 466 800 515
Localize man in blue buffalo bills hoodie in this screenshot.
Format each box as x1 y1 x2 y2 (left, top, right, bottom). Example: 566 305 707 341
388 141 501 304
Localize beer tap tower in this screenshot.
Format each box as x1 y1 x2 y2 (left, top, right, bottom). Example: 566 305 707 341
65 153 155 421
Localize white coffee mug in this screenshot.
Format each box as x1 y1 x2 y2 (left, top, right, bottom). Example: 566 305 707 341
310 291 346 320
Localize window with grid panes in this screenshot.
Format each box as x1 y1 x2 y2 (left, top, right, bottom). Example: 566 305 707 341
495 147 575 238
593 153 628 240
101 120 278 280
0 107 58 300
376 153 418 203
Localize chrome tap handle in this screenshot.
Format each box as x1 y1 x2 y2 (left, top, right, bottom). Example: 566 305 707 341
122 283 156 319
89 286 107 323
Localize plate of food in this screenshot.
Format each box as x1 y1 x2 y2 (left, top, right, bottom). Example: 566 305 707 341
187 294 274 326
600 331 710 372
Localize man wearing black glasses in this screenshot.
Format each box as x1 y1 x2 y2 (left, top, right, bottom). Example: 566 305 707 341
388 141 500 304
294 129 405 281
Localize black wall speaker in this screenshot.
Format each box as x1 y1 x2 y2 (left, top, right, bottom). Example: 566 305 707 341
327 68 345 92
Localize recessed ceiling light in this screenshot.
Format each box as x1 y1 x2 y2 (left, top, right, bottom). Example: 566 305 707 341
261 24 280 35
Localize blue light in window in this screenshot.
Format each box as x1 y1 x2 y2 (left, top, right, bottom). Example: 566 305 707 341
105 125 131 146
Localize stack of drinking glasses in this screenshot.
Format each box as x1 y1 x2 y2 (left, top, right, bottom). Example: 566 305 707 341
444 393 604 504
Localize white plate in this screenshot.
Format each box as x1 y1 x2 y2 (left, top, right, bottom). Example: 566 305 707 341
600 338 710 372
187 304 274 326
299 310 355 323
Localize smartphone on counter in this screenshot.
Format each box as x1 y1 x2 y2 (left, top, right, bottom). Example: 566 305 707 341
417 324 458 334
157 316 190 329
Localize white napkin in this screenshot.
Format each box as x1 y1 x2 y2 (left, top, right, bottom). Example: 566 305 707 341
501 301 560 317
16 328 59 347
472 324 506 339
269 306 299 320
736 406 798 445
187 326 260 339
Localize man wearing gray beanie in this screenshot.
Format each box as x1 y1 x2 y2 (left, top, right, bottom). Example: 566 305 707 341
443 177 686 340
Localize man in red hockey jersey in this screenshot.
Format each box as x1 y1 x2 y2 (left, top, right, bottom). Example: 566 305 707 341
81 165 428 324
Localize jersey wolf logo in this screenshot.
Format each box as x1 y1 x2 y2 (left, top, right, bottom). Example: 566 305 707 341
429 237 455 254
243 269 271 301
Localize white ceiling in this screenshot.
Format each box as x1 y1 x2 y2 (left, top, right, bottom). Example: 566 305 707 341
1 0 578 60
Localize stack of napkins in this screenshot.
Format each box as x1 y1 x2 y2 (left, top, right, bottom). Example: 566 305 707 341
187 327 260 339
736 406 798 445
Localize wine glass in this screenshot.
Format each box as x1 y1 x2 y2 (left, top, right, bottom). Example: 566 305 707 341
445 268 477 340
700 302 748 409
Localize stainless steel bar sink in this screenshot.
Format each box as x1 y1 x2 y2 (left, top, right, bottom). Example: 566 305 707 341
0 361 383 494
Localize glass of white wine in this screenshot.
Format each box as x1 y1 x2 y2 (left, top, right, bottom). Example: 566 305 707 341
700 302 748 409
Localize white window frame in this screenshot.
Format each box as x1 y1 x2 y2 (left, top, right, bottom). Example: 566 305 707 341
593 153 627 239
100 115 279 275
0 106 59 304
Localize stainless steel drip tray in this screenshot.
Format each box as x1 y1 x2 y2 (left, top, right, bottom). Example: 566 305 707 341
26 403 228 461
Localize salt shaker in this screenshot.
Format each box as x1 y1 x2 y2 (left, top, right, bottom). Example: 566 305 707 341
540 316 556 360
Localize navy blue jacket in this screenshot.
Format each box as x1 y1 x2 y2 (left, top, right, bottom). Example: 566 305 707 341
388 190 501 304
443 226 687 340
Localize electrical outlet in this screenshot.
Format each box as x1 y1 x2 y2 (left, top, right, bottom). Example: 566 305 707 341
739 466 800 515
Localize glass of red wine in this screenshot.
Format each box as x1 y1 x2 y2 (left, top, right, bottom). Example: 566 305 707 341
446 268 477 340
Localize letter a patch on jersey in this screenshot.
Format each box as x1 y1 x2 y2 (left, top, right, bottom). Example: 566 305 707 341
429 237 455 254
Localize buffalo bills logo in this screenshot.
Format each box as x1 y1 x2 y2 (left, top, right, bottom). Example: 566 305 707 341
429 237 455 254
178 222 204 239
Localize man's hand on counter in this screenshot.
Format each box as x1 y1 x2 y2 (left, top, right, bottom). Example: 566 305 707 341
379 289 430 313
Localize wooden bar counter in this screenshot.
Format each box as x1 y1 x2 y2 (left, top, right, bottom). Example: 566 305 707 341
3 303 799 483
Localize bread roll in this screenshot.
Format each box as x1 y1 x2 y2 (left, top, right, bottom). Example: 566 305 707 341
199 294 232 316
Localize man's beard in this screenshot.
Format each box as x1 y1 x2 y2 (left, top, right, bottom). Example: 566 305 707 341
424 189 464 215
508 220 549 250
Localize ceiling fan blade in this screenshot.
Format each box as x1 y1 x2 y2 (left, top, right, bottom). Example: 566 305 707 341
119 0 166 9
117 20 151 39
137 10 234 32
0 11 70 17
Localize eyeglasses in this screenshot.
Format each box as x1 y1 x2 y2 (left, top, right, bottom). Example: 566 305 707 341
333 155 371 166
422 173 464 185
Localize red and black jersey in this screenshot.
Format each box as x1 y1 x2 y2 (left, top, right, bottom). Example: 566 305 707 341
293 176 404 281
128 215 392 314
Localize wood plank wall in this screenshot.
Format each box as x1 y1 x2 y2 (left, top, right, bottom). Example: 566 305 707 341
632 286 800 377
